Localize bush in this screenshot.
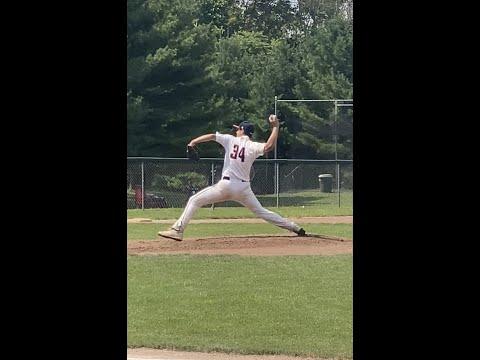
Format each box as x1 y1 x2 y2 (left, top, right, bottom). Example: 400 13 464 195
151 172 208 193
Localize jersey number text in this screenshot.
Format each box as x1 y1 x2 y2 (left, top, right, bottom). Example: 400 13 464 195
230 145 245 162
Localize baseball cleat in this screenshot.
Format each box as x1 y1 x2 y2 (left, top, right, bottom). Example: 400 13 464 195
295 228 306 236
158 228 183 241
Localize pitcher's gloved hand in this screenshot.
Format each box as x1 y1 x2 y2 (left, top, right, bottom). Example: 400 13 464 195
187 145 200 161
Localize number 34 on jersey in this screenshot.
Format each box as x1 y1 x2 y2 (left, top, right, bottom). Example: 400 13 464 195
230 145 245 162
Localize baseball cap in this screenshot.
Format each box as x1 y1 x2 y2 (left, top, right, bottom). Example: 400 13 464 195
234 121 254 137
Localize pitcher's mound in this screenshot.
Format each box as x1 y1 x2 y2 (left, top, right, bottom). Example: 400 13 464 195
128 234 352 256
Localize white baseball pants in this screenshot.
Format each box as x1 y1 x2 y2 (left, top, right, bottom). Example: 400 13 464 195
173 178 301 233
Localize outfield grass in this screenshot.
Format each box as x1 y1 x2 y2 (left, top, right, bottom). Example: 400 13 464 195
128 190 352 219
256 190 352 208
128 254 352 358
127 223 353 241
127 204 352 220
129 189 352 213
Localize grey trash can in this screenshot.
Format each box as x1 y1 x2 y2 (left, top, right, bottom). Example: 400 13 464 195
318 174 333 193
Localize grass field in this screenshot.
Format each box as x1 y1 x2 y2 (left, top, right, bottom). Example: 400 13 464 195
127 223 353 241
128 189 352 213
127 203 352 221
127 199 353 359
128 254 352 359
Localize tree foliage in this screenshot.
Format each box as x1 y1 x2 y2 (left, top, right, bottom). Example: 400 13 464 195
128 0 353 158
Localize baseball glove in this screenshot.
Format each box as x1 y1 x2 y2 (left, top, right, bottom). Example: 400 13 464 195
186 145 200 161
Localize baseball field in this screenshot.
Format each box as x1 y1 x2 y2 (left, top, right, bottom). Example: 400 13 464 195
127 204 353 360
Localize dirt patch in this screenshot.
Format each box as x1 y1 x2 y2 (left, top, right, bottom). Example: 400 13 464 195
128 234 351 256
128 216 352 225
127 347 340 360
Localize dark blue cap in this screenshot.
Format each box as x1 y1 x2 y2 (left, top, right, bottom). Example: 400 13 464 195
238 121 254 137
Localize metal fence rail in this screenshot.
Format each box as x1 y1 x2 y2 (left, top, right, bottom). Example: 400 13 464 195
127 158 353 209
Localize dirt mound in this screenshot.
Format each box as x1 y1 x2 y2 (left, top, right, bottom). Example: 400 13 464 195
127 347 333 360
128 234 352 256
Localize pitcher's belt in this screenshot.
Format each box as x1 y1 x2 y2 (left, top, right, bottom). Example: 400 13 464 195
222 176 248 182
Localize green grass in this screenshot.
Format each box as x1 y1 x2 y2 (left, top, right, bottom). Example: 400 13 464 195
128 189 352 212
127 206 352 220
127 199 352 221
256 189 352 208
127 223 353 241
128 254 352 358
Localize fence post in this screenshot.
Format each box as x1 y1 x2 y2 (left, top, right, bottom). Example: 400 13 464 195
274 96 279 208
211 161 215 210
334 100 340 207
141 161 144 210
337 161 341 207
276 162 279 208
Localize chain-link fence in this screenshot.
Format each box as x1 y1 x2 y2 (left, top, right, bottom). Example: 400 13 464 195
127 158 352 209
127 98 352 210
274 98 353 160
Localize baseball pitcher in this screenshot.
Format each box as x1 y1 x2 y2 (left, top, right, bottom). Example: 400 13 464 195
158 114 306 241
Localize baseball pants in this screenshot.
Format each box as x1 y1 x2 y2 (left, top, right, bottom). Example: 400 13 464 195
173 178 301 233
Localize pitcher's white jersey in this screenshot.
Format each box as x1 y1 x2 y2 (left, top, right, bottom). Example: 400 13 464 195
169 131 302 234
215 132 264 181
